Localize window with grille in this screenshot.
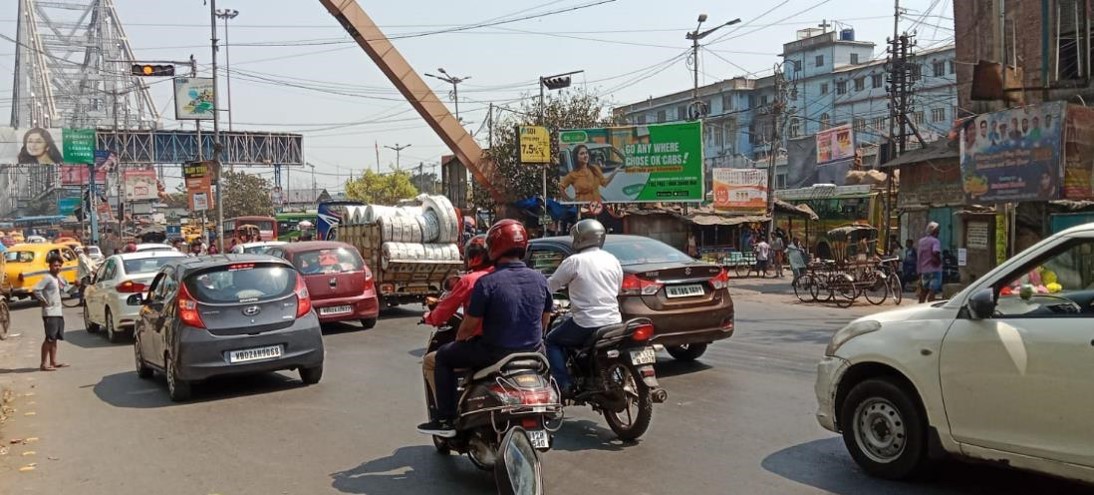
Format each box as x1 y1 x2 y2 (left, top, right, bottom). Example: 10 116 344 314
933 61 945 77
854 77 865 91
789 118 801 138
657 110 666 123
793 60 802 72
871 74 883 88
850 53 860 65
635 114 646 125
914 111 924 124
723 94 734 111
931 107 946 122
836 81 847 95
677 105 687 120
1054 0 1091 81
820 83 829 95
872 117 886 131
820 113 831 130
816 55 824 67
853 118 866 132
948 60 956 74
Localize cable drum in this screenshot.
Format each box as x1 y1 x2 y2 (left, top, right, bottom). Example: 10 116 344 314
417 211 442 243
379 215 423 243
420 194 460 244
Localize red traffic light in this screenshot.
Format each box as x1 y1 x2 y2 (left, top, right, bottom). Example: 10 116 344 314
131 64 175 77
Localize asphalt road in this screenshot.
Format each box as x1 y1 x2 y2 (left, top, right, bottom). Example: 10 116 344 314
1 294 1091 495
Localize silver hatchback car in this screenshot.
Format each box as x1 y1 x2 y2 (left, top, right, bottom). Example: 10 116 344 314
133 254 324 401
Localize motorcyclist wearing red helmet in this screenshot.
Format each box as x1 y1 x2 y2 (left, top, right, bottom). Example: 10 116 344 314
418 219 553 437
123 241 138 253
420 235 493 417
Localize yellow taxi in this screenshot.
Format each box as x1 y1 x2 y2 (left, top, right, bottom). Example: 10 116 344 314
2 243 80 298
54 237 83 252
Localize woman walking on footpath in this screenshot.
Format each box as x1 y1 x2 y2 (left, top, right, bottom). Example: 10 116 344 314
35 256 70 371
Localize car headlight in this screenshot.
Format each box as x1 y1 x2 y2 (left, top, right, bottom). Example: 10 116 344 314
825 320 882 356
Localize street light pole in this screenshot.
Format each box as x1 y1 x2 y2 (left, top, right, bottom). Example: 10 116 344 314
685 15 741 118
209 0 225 252
424 68 469 124
215 8 239 132
384 143 411 171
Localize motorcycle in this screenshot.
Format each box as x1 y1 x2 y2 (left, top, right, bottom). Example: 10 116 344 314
421 296 561 480
548 297 668 441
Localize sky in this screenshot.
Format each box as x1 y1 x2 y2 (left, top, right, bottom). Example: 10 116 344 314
0 0 955 194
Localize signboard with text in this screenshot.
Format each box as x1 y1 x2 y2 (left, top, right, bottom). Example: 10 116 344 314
556 121 703 203
60 165 109 186
816 124 855 165
960 101 1065 203
518 125 551 164
1063 104 1094 200
173 77 216 120
712 168 767 213
62 128 96 163
124 168 159 201
184 160 214 211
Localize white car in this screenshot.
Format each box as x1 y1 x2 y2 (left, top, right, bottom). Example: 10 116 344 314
134 243 178 253
816 222 1094 484
83 251 187 343
85 245 104 262
230 241 286 254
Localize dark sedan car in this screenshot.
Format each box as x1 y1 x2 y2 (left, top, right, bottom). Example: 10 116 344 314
133 255 325 401
527 235 734 361
265 241 379 329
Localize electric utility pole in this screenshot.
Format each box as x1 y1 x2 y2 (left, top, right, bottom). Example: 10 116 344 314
686 14 741 119
767 64 789 241
425 68 469 124
385 143 411 171
209 0 225 251
883 0 916 252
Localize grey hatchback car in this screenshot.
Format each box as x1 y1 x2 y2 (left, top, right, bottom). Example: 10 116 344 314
133 255 325 401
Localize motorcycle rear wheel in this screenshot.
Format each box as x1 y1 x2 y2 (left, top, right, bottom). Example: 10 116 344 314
601 361 653 441
432 436 451 455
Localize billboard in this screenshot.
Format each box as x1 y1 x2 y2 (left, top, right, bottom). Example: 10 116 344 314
62 128 96 163
1063 105 1094 200
816 124 855 164
124 168 159 201
518 126 551 164
184 160 214 211
712 168 767 213
960 101 1065 203
173 77 215 120
57 197 80 216
556 121 703 203
1 127 64 164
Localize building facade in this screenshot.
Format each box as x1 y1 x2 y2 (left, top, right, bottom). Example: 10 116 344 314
614 27 958 186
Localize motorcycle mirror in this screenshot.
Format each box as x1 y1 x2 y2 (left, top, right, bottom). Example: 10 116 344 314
494 427 543 495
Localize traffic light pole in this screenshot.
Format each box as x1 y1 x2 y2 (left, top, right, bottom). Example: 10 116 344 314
210 0 225 253
88 163 99 245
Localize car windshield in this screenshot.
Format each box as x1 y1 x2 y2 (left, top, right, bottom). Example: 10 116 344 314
243 245 275 254
184 263 295 303
604 238 692 266
123 256 183 275
294 247 363 275
5 251 35 263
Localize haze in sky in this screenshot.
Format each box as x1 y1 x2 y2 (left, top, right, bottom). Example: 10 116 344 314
0 0 955 193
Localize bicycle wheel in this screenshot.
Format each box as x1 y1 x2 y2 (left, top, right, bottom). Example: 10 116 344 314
794 274 815 303
888 272 904 305
831 274 858 308
735 263 748 278
863 271 889 306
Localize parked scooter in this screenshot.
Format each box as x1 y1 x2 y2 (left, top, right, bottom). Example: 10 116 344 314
421 296 561 479
548 297 668 441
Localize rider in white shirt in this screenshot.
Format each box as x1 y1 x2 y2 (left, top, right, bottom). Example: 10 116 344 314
546 219 623 397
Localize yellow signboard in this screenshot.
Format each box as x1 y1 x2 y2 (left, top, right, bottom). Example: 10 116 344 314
518 126 551 164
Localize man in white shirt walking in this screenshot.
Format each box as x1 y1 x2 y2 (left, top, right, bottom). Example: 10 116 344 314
546 219 623 398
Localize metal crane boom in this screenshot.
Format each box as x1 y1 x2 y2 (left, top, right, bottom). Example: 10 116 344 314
317 0 505 204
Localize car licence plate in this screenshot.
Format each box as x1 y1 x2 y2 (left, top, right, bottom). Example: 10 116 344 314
666 284 704 298
527 429 549 449
228 345 283 364
630 347 656 365
319 305 352 315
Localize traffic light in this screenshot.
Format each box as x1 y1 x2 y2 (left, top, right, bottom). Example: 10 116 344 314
542 76 572 90
131 64 175 77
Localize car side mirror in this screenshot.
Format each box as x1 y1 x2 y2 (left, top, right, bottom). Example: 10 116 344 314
967 288 996 320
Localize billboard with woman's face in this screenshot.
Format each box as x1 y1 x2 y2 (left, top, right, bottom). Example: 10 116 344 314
1 127 65 164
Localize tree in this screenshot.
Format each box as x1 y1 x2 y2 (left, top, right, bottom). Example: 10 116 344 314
345 170 418 204
473 90 617 209
410 171 439 195
219 170 275 218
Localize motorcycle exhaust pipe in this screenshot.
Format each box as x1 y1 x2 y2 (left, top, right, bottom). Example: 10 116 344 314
651 388 668 403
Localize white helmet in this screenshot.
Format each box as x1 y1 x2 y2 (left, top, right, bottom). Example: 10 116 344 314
570 219 606 252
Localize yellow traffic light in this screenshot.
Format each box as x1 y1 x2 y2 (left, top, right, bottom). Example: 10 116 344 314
142 65 153 76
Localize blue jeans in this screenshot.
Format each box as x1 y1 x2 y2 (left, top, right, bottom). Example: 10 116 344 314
545 317 597 392
433 340 505 420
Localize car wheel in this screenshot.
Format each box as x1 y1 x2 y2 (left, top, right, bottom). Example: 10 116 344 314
299 365 323 385
839 378 929 480
105 309 122 343
134 336 153 379
166 354 192 402
666 343 707 361
360 318 377 330
84 305 100 334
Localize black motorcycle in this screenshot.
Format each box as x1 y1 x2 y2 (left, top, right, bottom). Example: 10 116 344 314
548 299 668 441
421 297 561 478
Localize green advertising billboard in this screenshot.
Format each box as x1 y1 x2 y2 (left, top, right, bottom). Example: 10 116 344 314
557 121 703 203
62 128 96 164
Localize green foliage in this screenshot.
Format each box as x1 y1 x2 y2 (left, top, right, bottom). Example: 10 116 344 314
474 91 617 210
220 170 275 218
345 170 419 204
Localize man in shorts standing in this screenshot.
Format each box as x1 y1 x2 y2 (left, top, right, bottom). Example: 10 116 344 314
35 256 70 371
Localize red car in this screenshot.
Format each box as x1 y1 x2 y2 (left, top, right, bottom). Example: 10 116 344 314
267 241 379 329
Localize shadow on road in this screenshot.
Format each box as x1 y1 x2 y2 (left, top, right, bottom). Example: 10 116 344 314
654 359 712 378
321 322 370 335
0 367 41 374
331 445 494 494
550 419 635 452
93 370 305 408
762 437 1093 495
64 328 121 349
407 347 426 358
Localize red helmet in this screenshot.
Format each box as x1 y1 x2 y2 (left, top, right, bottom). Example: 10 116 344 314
486 219 528 261
124 242 138 253
464 234 489 270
